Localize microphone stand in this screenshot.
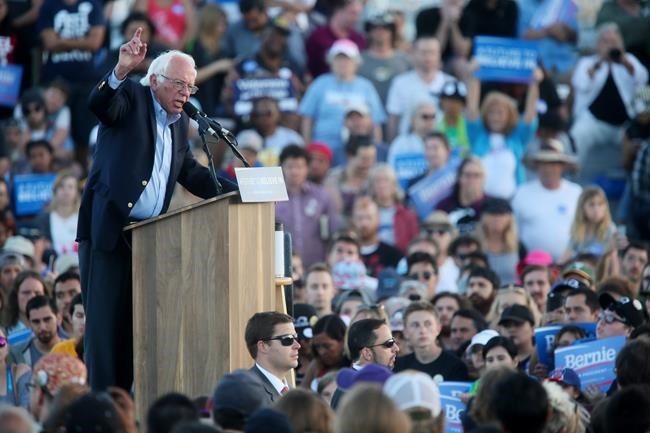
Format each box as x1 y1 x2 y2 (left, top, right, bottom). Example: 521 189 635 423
196 123 223 195
209 120 251 168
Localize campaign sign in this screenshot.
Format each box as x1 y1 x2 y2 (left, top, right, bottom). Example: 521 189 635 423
393 154 428 190
438 382 472 399
441 396 465 433
13 173 56 216
0 64 23 107
233 77 297 116
535 322 598 368
408 155 461 220
474 37 539 83
555 336 626 392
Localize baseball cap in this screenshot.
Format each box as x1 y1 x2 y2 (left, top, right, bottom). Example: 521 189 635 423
211 370 268 417
598 293 645 328
439 80 467 103
466 329 500 353
293 303 318 340
236 130 263 153
551 278 588 294
344 102 370 117
483 198 513 215
423 211 452 231
516 250 553 277
498 304 535 326
561 262 595 286
33 353 87 395
327 39 360 61
383 371 442 417
306 142 333 163
364 12 396 33
336 364 393 391
3 236 35 261
548 367 581 389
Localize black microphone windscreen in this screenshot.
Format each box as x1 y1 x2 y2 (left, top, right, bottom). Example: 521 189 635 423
182 101 199 118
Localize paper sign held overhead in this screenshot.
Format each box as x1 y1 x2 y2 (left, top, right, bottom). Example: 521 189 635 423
235 167 288 203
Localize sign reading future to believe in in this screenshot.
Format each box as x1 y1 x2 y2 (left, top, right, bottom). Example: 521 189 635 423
474 37 539 84
555 336 626 392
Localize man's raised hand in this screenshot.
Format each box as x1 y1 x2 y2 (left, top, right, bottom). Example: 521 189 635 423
115 27 148 80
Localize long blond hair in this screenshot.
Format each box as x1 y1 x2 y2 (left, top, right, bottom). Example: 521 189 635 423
475 212 519 254
570 186 612 244
487 285 542 328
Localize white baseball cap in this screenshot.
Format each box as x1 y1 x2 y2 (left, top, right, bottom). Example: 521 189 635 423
383 371 441 417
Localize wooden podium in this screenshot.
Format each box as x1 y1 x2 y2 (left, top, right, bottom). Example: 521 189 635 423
125 191 280 417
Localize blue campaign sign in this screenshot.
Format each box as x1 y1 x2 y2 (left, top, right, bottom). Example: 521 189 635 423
0 64 23 107
13 173 56 216
393 154 428 190
535 322 598 368
474 37 539 83
408 155 462 220
441 396 465 433
438 382 472 399
535 325 563 368
554 336 626 392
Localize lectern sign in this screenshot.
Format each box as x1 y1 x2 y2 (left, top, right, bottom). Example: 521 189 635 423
235 167 289 202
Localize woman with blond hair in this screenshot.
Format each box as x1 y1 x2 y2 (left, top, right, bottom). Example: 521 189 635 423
275 388 334 433
466 66 542 199
486 285 542 328
560 186 618 262
34 172 80 257
369 164 419 253
474 197 526 285
335 384 411 433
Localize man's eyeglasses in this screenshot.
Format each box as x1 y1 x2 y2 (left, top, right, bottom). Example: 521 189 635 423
409 271 434 281
367 338 397 349
598 311 626 325
0 336 6 347
160 74 199 95
263 334 299 347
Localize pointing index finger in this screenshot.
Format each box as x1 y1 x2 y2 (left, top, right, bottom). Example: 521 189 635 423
133 27 143 42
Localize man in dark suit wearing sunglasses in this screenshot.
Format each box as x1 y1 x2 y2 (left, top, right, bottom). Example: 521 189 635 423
244 312 301 404
330 318 400 408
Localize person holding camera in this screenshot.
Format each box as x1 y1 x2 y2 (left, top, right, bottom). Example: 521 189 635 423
570 22 648 185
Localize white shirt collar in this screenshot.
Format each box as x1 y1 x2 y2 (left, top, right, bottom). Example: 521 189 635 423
255 362 287 394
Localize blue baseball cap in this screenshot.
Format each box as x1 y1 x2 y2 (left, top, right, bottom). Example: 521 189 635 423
548 367 581 389
336 363 393 391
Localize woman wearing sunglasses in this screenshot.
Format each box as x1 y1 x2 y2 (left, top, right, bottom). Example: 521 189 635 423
0 328 31 408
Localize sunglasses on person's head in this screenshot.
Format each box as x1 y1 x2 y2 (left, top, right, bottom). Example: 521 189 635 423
598 311 626 325
24 104 43 115
409 271 434 281
367 338 397 349
358 304 384 313
0 336 6 347
425 228 449 236
407 293 422 301
263 334 299 346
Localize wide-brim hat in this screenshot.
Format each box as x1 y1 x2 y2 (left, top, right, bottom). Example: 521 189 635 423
525 138 578 168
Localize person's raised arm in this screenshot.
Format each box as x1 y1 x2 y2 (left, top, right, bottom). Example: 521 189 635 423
465 60 480 121
523 68 543 124
114 27 148 80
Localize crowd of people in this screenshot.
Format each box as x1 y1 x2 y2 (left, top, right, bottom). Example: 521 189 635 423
0 0 650 431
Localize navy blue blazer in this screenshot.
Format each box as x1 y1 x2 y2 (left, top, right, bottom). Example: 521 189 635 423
78 72 237 252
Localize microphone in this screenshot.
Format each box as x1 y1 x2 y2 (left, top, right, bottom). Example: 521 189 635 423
182 101 233 140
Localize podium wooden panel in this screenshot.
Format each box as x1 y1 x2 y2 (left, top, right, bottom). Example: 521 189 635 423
126 192 278 417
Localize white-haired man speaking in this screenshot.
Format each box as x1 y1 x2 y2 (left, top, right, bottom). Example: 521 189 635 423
78 28 237 391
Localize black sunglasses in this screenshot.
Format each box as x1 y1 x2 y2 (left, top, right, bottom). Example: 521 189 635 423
263 334 299 346
409 271 434 281
368 338 397 349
